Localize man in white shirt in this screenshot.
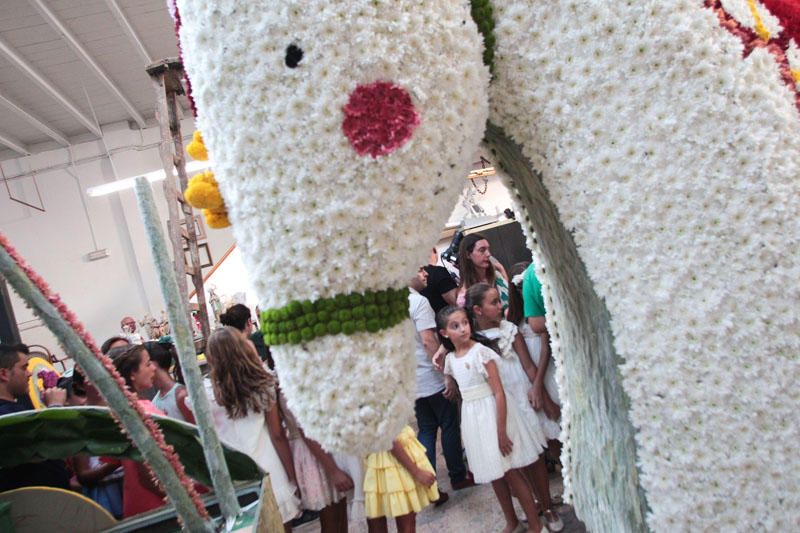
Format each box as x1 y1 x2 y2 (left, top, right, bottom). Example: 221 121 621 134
409 268 474 497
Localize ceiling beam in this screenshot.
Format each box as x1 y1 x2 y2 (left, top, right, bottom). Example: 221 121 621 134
0 91 70 146
28 0 148 129
103 0 153 66
0 35 103 138
0 132 30 156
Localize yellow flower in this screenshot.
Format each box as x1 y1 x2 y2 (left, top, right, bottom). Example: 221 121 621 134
186 130 209 161
192 170 217 186
184 168 230 228
184 171 225 210
203 208 230 228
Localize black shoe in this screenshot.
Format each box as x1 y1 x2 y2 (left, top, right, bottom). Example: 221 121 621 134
434 491 450 507
290 510 320 527
451 472 476 490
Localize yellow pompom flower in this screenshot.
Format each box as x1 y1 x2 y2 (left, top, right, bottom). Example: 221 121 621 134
184 171 225 210
186 130 209 161
184 169 230 229
191 170 217 187
203 208 230 228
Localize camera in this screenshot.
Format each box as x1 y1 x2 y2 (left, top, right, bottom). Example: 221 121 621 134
440 230 463 267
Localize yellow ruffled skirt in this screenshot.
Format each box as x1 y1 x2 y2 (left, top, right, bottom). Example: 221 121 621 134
364 426 439 518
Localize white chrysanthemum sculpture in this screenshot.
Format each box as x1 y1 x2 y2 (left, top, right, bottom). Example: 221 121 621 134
176 0 489 453
488 0 800 531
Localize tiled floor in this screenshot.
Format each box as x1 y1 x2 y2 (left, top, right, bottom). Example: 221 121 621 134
296 445 587 533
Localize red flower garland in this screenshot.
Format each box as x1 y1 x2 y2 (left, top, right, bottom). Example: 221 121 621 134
0 232 208 520
170 2 198 117
342 81 420 158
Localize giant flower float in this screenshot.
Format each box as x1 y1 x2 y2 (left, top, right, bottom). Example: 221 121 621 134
175 0 489 454
175 0 800 531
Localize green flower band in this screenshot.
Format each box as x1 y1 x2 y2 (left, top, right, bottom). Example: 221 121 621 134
260 287 409 346
470 0 496 72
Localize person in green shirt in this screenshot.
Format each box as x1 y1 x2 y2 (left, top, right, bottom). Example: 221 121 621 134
520 262 561 423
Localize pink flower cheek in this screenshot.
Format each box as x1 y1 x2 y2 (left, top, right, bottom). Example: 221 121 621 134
342 81 420 158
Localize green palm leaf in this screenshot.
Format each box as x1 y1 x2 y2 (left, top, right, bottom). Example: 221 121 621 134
0 407 262 487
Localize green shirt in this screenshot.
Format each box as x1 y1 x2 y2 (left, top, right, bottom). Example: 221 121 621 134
522 262 545 318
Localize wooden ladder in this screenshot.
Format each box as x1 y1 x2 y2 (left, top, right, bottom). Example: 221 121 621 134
145 58 210 348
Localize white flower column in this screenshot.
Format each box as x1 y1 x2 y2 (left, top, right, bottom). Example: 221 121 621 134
176 0 488 454
488 0 800 531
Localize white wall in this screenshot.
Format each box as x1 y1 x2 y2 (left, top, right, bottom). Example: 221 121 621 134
0 119 235 355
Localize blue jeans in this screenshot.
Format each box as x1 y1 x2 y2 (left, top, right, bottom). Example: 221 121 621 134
414 389 467 484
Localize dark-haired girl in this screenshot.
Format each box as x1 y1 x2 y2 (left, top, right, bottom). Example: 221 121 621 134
220 303 253 333
467 283 564 532
112 344 166 518
147 340 195 424
436 306 543 533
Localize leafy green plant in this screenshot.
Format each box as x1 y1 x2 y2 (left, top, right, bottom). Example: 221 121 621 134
0 407 262 488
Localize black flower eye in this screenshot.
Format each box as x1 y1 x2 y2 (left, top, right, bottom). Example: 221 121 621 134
285 44 303 68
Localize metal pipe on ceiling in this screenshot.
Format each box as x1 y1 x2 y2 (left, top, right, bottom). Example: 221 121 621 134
27 0 148 130
0 35 103 138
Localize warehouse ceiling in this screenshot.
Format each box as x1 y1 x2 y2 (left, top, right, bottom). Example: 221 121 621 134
0 0 188 162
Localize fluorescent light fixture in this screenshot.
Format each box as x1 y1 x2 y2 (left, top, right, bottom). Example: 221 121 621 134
87 160 212 197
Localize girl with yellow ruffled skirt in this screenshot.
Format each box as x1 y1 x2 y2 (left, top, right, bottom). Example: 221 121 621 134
364 426 439 532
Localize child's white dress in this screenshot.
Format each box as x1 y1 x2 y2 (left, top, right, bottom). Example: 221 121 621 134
444 343 542 483
519 321 562 440
192 380 301 523
483 320 560 441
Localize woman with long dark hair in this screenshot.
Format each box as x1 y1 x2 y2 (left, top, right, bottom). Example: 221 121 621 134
455 233 510 311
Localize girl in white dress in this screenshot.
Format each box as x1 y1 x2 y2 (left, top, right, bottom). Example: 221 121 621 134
201 327 301 529
467 283 564 532
148 340 195 424
437 306 543 533
507 264 561 432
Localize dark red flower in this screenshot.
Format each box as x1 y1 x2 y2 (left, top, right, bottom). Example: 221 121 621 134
761 0 800 45
342 81 420 158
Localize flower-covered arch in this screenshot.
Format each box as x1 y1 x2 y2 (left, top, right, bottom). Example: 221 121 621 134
487 1 800 530
176 0 800 531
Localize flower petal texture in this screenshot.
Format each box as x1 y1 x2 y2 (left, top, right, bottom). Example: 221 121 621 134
489 0 800 531
175 0 489 454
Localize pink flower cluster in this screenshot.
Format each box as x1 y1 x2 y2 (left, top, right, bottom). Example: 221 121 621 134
0 232 208 520
37 370 59 389
706 0 800 113
342 81 420 158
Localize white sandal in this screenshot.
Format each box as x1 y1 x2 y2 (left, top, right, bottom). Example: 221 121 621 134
543 509 564 532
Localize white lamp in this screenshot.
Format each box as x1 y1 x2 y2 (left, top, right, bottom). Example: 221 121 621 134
87 160 212 197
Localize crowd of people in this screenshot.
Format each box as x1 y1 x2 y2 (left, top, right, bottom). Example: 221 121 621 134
0 231 564 533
